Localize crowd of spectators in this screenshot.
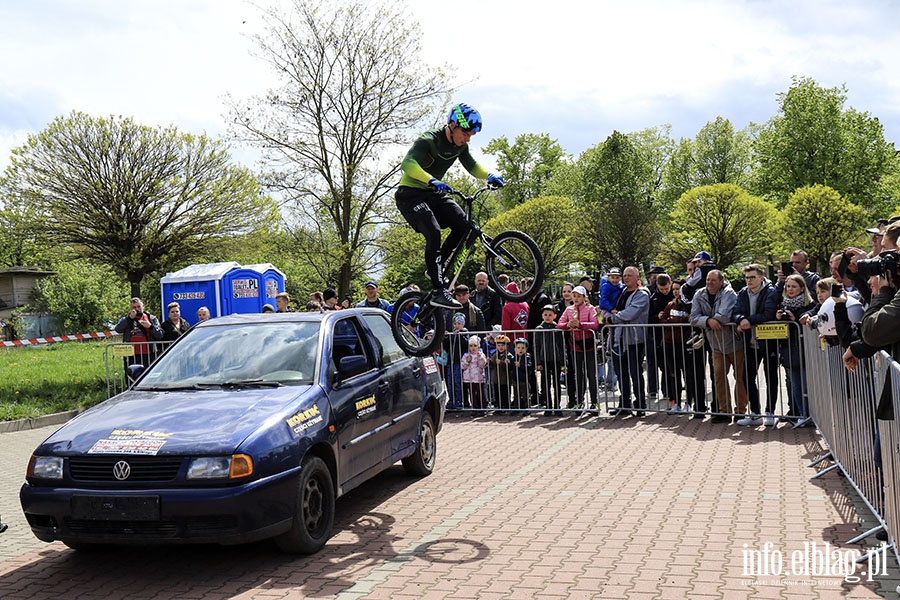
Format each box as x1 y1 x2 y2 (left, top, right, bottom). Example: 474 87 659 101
392 218 900 427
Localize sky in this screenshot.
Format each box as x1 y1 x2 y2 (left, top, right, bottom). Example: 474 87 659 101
2 0 900 173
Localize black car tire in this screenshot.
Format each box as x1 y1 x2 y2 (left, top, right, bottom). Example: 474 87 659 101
402 413 437 476
275 455 335 554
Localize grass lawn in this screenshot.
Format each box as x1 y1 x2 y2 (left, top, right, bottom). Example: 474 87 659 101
0 341 112 420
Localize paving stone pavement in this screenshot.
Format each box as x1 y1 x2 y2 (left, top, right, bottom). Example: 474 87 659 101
0 412 897 599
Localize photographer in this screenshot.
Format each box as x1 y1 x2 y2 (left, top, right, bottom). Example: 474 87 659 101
114 297 164 368
844 222 900 472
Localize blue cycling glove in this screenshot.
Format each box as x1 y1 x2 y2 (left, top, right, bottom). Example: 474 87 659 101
428 178 453 195
487 173 505 188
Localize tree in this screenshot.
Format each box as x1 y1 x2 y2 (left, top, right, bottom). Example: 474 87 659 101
484 195 582 282
780 185 869 273
30 259 128 334
666 184 777 271
483 133 566 207
576 131 661 270
754 76 896 209
661 117 753 207
5 112 272 298
0 185 52 268
228 0 451 298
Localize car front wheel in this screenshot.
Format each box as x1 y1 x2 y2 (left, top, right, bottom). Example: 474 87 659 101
402 413 437 476
275 455 335 554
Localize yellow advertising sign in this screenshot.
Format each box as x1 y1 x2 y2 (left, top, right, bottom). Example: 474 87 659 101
111 344 135 357
755 323 789 340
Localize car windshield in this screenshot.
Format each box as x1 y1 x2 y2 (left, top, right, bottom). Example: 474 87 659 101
136 322 320 389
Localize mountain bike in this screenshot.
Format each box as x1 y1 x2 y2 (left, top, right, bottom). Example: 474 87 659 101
390 184 544 356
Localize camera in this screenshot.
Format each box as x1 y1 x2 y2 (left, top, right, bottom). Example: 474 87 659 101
134 310 144 318
856 249 900 279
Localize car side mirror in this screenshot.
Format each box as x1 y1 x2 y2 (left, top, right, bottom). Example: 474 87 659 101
126 363 145 386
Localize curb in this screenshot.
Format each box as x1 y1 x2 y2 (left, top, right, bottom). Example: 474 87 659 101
0 409 81 434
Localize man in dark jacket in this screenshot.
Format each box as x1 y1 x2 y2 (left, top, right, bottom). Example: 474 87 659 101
114 297 164 368
472 271 502 328
732 264 780 427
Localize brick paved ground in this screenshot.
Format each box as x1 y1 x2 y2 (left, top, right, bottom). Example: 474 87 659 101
0 412 897 599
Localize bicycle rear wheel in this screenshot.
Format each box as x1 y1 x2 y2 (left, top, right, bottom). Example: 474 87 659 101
390 291 446 357
485 230 544 302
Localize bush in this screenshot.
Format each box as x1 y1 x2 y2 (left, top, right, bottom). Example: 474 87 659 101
30 259 127 334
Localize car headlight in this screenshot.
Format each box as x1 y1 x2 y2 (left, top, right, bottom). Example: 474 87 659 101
186 455 254 480
29 456 64 480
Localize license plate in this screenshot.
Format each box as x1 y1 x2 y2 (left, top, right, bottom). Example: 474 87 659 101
71 495 160 521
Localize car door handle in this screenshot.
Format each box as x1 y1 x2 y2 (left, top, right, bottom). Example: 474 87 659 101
411 367 421 378
378 382 390 391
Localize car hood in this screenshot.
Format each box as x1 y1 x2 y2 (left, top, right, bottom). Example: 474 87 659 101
36 386 313 456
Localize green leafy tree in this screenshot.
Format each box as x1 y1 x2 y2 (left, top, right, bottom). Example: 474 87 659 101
484 195 581 282
483 133 566 207
754 76 896 210
666 184 777 270
662 117 753 207
30 259 128 334
5 111 273 298
228 0 451 298
780 184 869 273
0 190 53 268
576 131 661 270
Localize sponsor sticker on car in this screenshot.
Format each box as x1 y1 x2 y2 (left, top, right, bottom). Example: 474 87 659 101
88 429 172 455
286 405 324 435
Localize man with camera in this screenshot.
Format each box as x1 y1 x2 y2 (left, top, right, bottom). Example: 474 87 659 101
114 297 164 368
842 222 900 483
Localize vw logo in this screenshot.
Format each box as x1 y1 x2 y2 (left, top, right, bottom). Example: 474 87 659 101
112 461 131 480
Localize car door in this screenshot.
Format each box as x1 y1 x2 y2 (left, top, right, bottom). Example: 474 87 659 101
360 313 424 459
328 316 391 487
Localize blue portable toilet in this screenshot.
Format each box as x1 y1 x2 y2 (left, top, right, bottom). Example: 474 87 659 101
221 267 267 316
245 263 287 303
161 262 240 325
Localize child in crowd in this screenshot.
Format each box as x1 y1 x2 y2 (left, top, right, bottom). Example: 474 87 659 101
444 313 469 409
533 304 566 416
460 335 487 414
489 334 514 411
512 338 536 415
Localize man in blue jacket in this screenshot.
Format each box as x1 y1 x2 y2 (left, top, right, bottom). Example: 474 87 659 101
732 264 780 427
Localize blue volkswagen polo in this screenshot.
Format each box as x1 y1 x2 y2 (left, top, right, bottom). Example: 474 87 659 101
20 309 446 553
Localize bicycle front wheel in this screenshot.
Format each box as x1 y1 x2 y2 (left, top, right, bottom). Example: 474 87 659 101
485 230 544 302
389 291 446 357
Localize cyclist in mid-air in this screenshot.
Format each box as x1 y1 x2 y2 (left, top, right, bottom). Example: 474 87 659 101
396 103 505 309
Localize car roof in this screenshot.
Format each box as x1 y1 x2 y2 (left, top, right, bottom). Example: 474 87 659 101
193 307 387 327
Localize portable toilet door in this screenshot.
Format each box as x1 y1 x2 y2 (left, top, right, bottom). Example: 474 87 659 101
160 262 240 325
245 263 286 305
222 268 266 315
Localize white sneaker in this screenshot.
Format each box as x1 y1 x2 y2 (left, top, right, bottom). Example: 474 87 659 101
764 412 775 427
736 414 763 427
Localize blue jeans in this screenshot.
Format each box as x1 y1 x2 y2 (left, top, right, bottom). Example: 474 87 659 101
781 344 807 417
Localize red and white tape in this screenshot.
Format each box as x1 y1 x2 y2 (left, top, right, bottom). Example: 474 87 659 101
1 331 117 347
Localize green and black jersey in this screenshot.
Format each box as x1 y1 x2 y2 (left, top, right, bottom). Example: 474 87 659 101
398 128 489 190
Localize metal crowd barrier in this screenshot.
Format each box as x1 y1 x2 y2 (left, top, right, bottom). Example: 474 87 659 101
438 321 806 421
104 340 174 398
803 330 900 572
883 354 900 578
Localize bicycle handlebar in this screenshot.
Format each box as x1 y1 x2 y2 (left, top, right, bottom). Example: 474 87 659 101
445 183 501 204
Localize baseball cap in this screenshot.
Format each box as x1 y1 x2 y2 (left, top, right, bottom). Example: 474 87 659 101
648 265 666 274
608 267 621 276
572 285 587 296
693 251 712 262
364 280 378 288
579 275 594 284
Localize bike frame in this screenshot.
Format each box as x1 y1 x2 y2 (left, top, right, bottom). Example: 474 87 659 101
442 187 502 291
